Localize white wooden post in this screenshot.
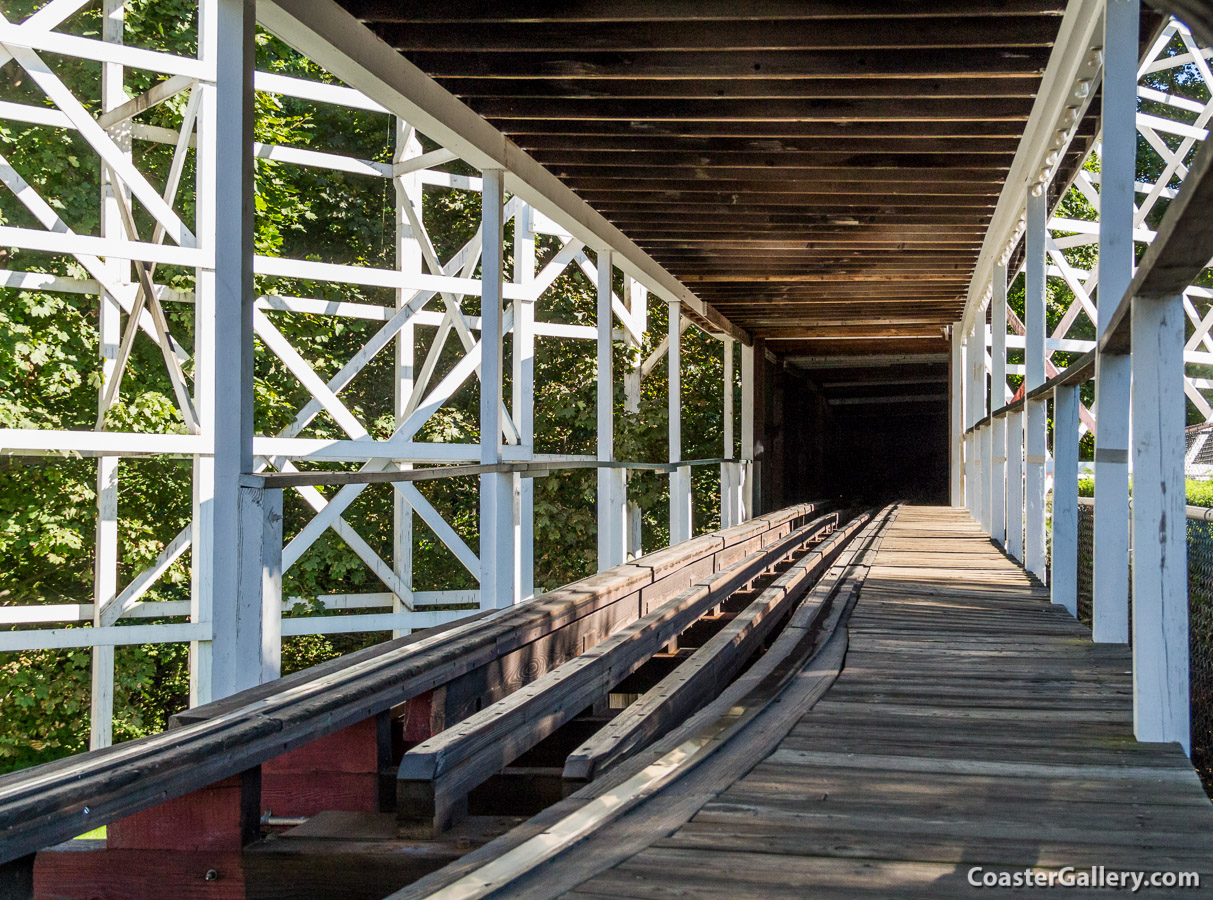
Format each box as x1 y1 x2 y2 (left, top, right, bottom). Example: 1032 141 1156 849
624 278 646 558
741 342 755 521
201 0 259 698
1093 0 1138 644
721 336 736 527
392 118 421 634
236 484 282 682
669 301 691 544
981 422 993 534
1052 383 1080 616
951 324 964 507
90 0 126 749
990 265 1008 545
1007 408 1025 562
513 204 536 600
965 329 981 518
191 8 217 707
479 168 518 608
1131 291 1190 752
962 337 972 513
1024 186 1048 583
975 320 984 531
597 249 625 570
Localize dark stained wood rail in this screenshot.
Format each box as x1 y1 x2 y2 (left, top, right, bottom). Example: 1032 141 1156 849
561 511 871 789
397 512 844 836
0 502 828 875
391 505 897 900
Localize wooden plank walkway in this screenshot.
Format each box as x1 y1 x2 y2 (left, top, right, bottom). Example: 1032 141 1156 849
564 506 1213 898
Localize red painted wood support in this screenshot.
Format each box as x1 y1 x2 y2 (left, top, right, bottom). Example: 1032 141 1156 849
34 769 260 900
108 771 261 851
262 716 391 817
31 715 400 899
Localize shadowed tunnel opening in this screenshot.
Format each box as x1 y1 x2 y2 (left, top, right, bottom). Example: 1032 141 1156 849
755 357 950 510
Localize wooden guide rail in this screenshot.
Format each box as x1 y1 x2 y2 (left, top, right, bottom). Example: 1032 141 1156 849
395 505 899 900
397 511 842 836
0 502 828 870
562 511 871 789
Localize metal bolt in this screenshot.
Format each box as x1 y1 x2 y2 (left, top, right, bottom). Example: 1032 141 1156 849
205 870 219 882
82 807 89 816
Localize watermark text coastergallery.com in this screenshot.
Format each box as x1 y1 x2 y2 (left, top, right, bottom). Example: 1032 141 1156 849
967 867 1201 891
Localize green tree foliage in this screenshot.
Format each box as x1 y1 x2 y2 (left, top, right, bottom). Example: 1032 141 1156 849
0 3 729 770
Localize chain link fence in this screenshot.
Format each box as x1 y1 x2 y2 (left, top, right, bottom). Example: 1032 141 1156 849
1071 435 1213 793
1077 503 1094 629
1187 519 1213 793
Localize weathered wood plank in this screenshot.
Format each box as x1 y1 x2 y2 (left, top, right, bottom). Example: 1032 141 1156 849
563 507 1213 899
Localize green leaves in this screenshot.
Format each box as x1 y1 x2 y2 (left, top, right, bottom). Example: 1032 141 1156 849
0 11 731 770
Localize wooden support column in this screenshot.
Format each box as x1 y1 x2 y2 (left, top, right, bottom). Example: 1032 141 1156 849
236 484 282 682
513 204 536 600
981 421 993 534
1052 384 1080 617
1007 408 1025 562
950 323 964 507
91 0 126 749
721 336 737 528
1093 0 1138 643
624 278 646 557
750 338 767 516
741 342 756 520
393 120 421 635
1024 186 1048 583
769 362 787 510
598 249 625 569
990 265 1008 544
977 316 990 531
668 301 692 544
202 0 259 698
963 331 979 517
965 434 975 514
479 168 519 608
1131 290 1190 752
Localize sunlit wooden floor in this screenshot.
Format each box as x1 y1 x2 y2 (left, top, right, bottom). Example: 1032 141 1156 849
565 506 1213 898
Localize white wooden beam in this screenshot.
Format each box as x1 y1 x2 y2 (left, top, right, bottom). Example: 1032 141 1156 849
990 266 1008 544
89 0 125 753
950 326 964 507
669 301 691 544
624 278 646 557
1131 291 1190 753
721 336 738 528
203 0 259 699
478 169 518 608
741 342 756 521
1092 0 1138 644
597 249 625 570
1052 383 1080 616
1007 409 1025 563
513 202 537 602
1024 187 1048 582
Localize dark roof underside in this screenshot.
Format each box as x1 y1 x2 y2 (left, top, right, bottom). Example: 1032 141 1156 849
340 0 1080 362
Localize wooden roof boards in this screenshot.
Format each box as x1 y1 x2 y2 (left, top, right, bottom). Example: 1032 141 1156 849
341 0 1072 358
